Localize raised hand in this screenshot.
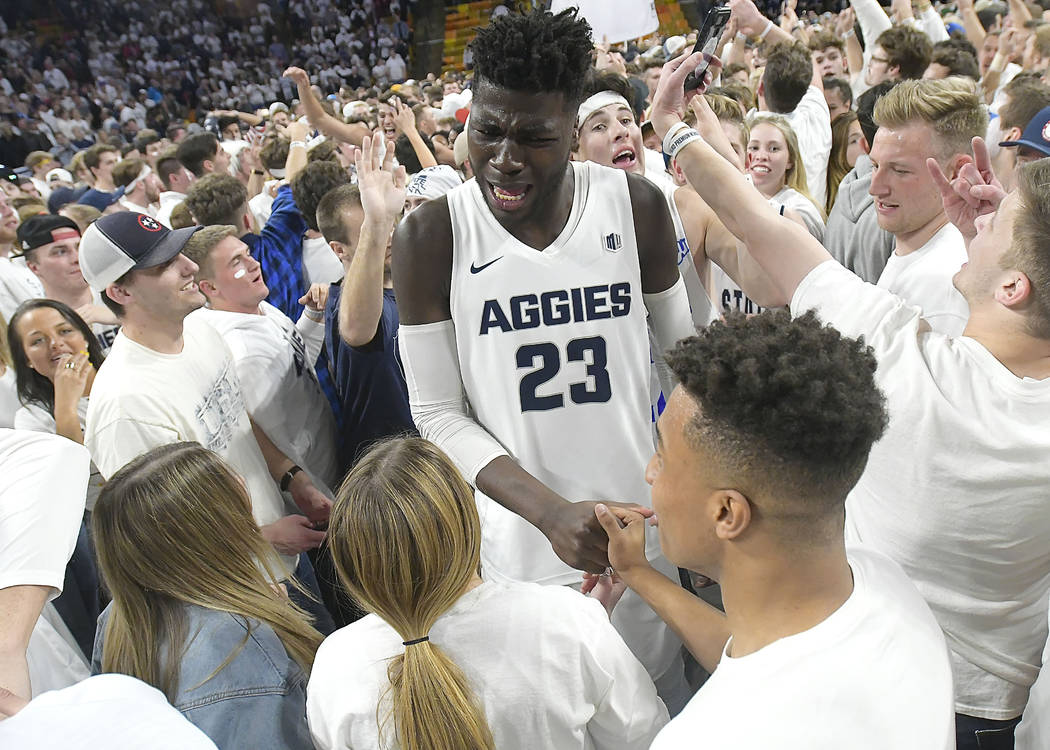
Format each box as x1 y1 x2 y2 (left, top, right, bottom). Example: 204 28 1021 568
282 66 310 88
53 350 92 405
355 132 408 223
926 136 1005 241
391 96 416 135
730 0 771 37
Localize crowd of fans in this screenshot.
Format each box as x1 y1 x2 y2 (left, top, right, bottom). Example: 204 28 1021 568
0 1 1049 749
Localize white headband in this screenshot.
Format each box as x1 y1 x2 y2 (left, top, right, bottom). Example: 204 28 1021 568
125 164 151 193
576 92 632 128
268 167 286 179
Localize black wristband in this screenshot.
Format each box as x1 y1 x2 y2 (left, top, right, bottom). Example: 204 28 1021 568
280 465 303 492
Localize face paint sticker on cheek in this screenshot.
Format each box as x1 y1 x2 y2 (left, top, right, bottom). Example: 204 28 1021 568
233 268 247 279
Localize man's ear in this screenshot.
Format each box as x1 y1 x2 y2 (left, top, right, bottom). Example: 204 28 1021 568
328 240 348 261
198 278 218 299
1003 126 1022 144
888 64 901 80
713 489 753 541
996 270 1034 309
106 281 132 306
947 153 973 180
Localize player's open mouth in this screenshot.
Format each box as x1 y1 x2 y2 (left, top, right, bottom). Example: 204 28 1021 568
612 148 636 168
488 182 529 211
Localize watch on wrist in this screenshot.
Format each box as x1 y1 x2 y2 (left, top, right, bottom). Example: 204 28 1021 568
280 464 303 492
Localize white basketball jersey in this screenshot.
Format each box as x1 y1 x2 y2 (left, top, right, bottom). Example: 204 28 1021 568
655 180 717 331
447 161 660 586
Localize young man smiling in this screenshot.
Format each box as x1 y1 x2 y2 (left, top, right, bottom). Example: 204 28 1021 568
392 8 694 709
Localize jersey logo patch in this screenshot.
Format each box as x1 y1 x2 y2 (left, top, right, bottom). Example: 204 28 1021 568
470 257 503 274
604 232 622 252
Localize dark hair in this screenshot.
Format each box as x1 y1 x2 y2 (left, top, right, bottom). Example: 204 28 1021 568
156 147 184 190
133 128 160 152
259 136 290 171
762 42 813 114
977 4 1006 30
823 77 853 110
83 143 118 171
8 299 106 414
856 79 899 147
290 161 350 232
184 173 248 227
316 183 362 246
307 140 340 163
469 8 593 105
808 30 845 54
1000 77 1050 131
930 42 980 81
876 26 933 80
176 132 219 177
665 310 887 532
393 133 435 176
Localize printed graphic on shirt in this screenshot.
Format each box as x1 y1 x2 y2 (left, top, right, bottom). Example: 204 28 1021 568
193 360 245 453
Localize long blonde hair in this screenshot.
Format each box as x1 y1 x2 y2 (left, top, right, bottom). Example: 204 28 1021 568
747 112 825 218
93 442 322 702
826 111 859 215
328 437 494 750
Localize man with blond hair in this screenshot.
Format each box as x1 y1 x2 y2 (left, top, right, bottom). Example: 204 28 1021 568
868 77 987 336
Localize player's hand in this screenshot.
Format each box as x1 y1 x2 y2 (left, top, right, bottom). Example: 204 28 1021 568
539 500 652 574
593 503 654 584
581 569 628 617
298 282 329 312
355 132 408 223
287 470 332 525
261 515 326 555
926 136 1005 241
282 66 310 88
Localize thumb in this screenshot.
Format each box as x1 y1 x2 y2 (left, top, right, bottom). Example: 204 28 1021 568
593 503 623 537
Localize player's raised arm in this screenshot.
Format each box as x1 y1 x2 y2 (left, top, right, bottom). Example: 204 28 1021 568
651 52 832 303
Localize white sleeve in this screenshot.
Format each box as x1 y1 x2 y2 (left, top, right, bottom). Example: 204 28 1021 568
643 275 696 358
295 314 325 366
86 417 182 481
852 0 892 45
919 6 949 41
578 598 670 749
0 429 89 596
398 320 509 483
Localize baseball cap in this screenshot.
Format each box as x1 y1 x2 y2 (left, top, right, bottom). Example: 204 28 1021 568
14 214 80 256
269 101 289 116
77 187 125 212
406 165 463 201
1000 105 1050 158
79 212 201 291
46 167 74 183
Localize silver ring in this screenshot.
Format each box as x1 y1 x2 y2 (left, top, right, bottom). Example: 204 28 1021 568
64 362 76 369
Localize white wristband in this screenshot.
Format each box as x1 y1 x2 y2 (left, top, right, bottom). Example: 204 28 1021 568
289 140 306 149
662 121 690 155
735 30 749 42
758 19 774 40
667 127 703 161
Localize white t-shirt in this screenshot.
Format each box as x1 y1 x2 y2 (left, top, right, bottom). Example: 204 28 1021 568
0 428 88 594
301 235 344 286
792 260 1050 719
14 397 103 510
876 222 969 337
155 190 186 229
307 580 668 750
0 254 45 321
84 318 293 570
0 674 218 749
248 180 279 229
0 365 19 427
1016 594 1050 750
770 186 825 243
781 86 832 209
192 303 337 489
651 547 954 749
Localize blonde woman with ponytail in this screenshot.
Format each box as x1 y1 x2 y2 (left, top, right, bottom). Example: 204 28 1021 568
91 442 322 750
309 437 668 750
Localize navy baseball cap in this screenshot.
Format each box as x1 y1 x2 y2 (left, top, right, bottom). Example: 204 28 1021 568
1000 105 1050 158
79 212 201 292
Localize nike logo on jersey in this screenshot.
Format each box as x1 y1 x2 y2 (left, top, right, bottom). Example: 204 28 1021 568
470 257 503 274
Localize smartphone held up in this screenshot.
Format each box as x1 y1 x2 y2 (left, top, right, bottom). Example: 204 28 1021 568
682 4 731 91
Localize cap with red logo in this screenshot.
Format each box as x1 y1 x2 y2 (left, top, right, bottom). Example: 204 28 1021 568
79 212 201 292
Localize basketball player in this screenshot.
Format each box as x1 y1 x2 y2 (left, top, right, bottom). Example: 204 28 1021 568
391 9 694 709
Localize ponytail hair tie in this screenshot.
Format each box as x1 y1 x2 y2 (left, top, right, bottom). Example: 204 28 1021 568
403 636 430 646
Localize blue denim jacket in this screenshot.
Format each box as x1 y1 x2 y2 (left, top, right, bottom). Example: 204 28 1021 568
93 603 313 750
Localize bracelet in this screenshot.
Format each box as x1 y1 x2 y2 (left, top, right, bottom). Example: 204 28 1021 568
662 121 691 155
289 140 306 149
758 19 774 40
304 308 323 322
843 28 855 38
251 169 265 176
735 30 749 42
667 127 703 162
280 464 303 492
